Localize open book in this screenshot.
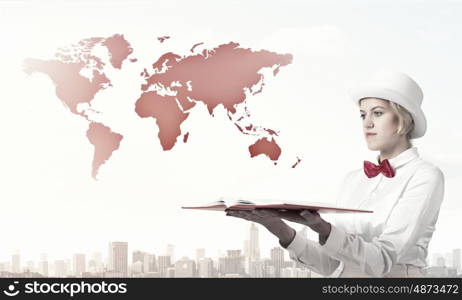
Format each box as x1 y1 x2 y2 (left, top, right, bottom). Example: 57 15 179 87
182 197 373 214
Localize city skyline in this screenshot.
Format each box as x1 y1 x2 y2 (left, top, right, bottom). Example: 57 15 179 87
1 223 460 278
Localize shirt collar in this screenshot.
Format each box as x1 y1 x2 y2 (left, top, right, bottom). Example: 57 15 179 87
376 146 419 170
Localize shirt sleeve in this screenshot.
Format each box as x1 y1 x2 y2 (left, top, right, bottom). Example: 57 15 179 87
279 171 356 277
281 229 342 276
320 165 445 277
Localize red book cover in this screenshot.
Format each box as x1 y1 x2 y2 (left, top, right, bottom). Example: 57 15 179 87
182 198 373 214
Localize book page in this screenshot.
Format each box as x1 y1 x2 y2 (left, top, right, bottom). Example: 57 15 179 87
234 197 332 207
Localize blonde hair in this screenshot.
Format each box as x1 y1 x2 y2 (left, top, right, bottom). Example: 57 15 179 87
388 100 415 140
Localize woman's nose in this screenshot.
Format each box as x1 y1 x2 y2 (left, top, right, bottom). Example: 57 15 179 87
364 117 374 129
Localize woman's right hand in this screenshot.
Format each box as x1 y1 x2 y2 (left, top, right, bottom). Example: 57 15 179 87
226 209 281 227
226 209 296 247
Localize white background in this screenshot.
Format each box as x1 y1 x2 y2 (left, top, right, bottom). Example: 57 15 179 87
0 0 461 265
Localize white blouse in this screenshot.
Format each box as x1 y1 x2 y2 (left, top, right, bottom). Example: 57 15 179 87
283 147 445 277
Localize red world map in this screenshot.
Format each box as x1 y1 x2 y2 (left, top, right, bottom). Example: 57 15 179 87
23 34 300 179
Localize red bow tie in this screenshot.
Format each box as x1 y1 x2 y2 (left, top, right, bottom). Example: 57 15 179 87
363 159 395 178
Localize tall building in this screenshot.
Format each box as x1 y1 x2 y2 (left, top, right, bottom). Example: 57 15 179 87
453 249 461 272
218 257 226 276
158 255 172 278
11 250 20 273
198 258 214 278
131 261 143 274
281 267 295 278
244 240 249 258
248 223 260 261
146 253 157 273
222 250 245 276
65 258 72 277
0 262 11 273
243 240 250 274
166 244 175 263
132 251 144 264
244 223 261 275
270 247 285 277
249 260 264 278
174 257 196 277
445 252 453 268
26 260 35 273
39 254 49 277
54 260 67 277
196 248 205 265
132 250 146 273
89 252 103 273
263 259 275 277
166 267 175 278
73 254 86 277
195 248 205 275
108 242 128 277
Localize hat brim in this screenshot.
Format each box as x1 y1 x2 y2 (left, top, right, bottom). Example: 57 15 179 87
348 86 427 139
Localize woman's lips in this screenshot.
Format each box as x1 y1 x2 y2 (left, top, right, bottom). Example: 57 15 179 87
366 133 377 137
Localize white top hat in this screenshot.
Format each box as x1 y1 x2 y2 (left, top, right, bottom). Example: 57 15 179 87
349 69 427 139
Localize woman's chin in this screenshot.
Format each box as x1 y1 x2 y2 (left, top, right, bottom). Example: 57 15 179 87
366 143 380 151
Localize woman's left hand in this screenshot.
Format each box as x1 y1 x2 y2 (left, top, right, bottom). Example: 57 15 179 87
278 209 331 239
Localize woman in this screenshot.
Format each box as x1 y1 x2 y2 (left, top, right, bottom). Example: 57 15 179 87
226 69 445 277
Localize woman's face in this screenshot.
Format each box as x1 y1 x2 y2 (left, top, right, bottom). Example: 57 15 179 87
359 98 401 152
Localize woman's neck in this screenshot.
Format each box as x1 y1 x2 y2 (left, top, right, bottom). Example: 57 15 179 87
379 141 412 163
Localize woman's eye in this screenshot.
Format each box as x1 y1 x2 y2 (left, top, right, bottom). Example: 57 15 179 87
374 111 383 116
360 114 365 119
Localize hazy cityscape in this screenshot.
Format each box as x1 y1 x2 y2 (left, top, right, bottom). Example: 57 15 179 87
0 223 460 278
